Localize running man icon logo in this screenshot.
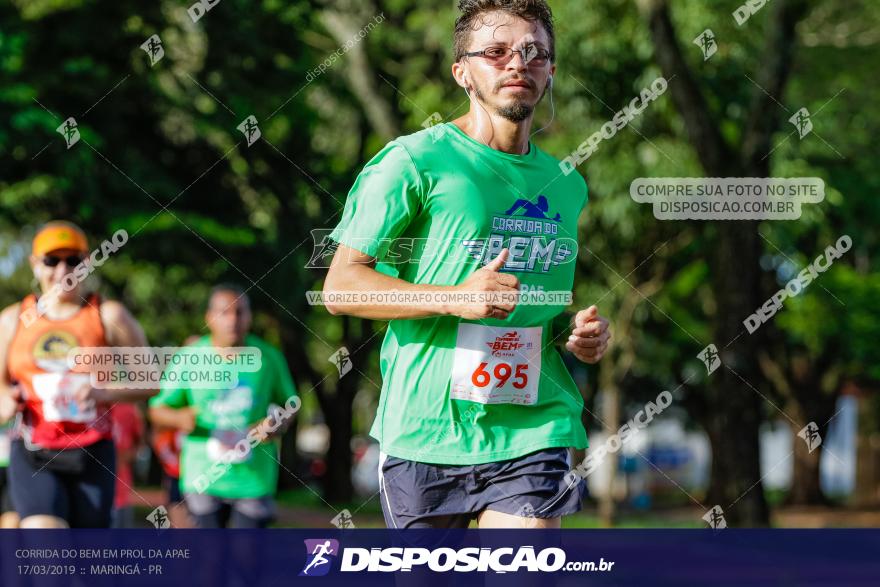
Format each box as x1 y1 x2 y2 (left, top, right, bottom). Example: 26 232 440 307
789 107 813 139
798 422 822 453
300 539 340 577
306 229 338 268
697 344 721 375
421 111 446 143
504 194 561 222
237 115 261 147
146 505 171 529
57 117 80 149
693 29 717 61
703 505 727 530
140 34 165 67
329 347 352 377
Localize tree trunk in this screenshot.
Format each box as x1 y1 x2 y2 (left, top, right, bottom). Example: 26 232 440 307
708 222 769 525
641 0 810 525
785 382 837 506
322 374 356 502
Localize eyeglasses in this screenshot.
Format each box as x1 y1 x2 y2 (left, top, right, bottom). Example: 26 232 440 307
464 45 552 66
42 254 84 268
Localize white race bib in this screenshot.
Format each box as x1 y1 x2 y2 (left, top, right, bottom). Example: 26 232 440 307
206 429 252 463
31 372 96 423
450 324 542 405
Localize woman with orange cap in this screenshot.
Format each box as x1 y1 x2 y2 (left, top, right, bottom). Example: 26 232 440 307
0 221 156 528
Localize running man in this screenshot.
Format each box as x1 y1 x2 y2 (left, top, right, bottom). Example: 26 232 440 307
0 221 156 528
148 284 298 528
324 0 611 529
302 540 335 575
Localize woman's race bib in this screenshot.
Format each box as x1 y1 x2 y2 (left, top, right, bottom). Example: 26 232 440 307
30 372 96 423
450 324 542 405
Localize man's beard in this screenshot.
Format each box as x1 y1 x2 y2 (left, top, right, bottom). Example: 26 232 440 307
497 101 534 122
474 87 535 122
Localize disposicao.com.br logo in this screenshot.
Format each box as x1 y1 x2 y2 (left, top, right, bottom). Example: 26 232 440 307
299 539 614 575
300 539 339 576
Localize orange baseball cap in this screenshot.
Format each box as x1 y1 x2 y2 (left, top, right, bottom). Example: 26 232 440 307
32 221 89 257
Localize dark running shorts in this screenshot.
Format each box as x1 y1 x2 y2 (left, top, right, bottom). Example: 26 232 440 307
8 439 116 527
378 447 585 529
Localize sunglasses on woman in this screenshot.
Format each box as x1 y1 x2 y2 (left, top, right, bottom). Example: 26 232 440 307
42 254 84 268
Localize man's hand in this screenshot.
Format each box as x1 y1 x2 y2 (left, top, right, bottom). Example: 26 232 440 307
249 407 294 443
174 407 199 434
565 305 611 364
451 248 520 320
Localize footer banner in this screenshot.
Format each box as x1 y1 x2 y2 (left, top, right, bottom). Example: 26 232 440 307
1 529 877 586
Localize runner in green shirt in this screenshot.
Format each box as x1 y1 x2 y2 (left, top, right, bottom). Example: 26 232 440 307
324 0 611 529
149 284 298 528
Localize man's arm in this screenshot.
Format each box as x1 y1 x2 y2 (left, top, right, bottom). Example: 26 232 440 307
148 404 197 433
323 244 520 321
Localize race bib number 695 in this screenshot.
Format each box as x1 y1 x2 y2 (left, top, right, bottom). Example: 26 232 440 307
450 324 542 405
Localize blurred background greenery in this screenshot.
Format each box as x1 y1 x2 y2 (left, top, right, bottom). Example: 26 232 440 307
1 0 878 527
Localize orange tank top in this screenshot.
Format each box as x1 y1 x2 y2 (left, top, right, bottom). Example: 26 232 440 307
6 294 113 449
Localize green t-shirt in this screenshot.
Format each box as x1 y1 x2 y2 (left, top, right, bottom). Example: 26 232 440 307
149 334 297 498
330 122 589 465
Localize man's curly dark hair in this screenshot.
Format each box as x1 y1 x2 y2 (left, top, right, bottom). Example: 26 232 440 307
453 0 555 63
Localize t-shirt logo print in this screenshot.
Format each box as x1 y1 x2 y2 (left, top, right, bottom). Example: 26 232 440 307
461 193 573 273
504 194 561 222
487 331 532 357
